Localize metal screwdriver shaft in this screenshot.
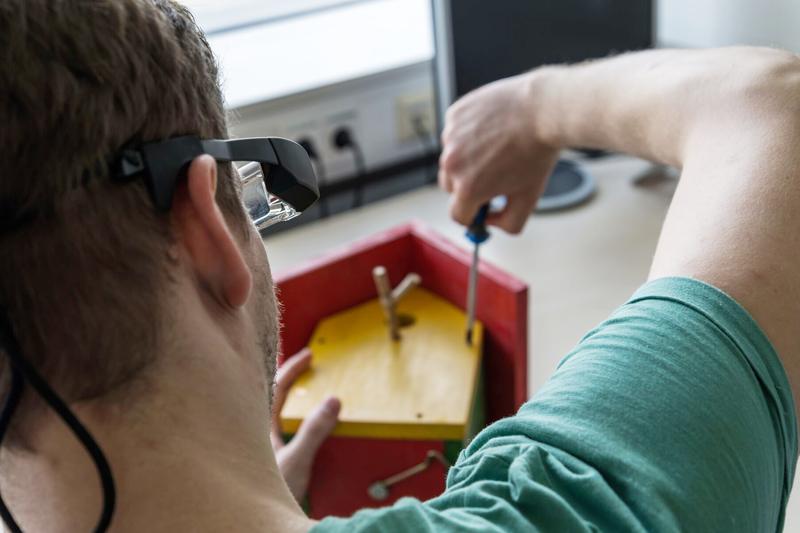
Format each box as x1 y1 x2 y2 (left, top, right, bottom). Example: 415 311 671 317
465 244 480 345
465 204 490 345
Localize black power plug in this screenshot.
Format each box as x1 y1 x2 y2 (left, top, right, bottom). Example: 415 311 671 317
331 126 366 208
332 127 354 151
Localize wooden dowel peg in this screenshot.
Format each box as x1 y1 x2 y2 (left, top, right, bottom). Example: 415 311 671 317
372 267 421 341
391 273 421 302
373 266 399 340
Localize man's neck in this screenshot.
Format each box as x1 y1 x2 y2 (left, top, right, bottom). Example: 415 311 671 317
1 335 312 532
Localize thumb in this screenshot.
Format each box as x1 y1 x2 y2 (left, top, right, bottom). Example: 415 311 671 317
288 396 341 457
280 396 341 501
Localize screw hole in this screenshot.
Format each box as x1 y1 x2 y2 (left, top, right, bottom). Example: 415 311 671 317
397 314 416 329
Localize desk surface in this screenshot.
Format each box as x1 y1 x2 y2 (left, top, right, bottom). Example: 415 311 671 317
265 155 674 394
280 287 483 440
263 155 800 527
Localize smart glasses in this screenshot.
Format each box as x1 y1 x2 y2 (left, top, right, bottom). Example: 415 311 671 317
113 135 319 229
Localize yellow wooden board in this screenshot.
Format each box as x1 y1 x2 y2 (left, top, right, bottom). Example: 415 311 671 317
281 287 483 441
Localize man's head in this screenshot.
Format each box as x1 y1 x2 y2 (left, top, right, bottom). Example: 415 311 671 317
0 0 279 443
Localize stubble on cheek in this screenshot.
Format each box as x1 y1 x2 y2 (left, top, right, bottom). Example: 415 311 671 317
250 240 281 410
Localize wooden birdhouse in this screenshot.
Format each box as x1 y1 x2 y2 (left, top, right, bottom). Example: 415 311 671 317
275 223 527 518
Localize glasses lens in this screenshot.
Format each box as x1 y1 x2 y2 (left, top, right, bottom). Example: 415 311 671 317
240 163 271 225
238 162 301 230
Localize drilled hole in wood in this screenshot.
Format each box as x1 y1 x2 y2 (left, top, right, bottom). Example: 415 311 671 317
397 314 416 329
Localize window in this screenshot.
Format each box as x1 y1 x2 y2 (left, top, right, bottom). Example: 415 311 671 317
182 0 372 35
183 0 434 109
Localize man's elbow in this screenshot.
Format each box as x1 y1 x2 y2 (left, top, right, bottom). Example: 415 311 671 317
683 47 800 157
732 47 800 124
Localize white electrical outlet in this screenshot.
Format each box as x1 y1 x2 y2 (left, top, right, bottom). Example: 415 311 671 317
231 61 434 184
282 109 362 178
395 89 435 143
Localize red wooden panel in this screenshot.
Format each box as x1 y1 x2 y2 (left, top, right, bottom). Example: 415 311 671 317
274 222 529 518
308 437 447 519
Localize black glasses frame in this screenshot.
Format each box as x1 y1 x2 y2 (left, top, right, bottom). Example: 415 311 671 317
112 136 319 214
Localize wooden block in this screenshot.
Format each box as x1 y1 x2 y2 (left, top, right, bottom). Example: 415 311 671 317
281 287 484 441
275 222 528 424
274 222 528 518
308 438 449 518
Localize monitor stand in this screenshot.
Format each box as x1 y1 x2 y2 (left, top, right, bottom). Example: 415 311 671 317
535 159 596 212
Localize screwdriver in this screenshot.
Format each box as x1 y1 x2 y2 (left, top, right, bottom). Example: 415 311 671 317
465 203 490 346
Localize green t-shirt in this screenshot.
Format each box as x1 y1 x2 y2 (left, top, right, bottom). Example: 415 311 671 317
313 277 797 532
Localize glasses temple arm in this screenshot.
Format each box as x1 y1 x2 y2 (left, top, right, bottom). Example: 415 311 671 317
201 139 280 166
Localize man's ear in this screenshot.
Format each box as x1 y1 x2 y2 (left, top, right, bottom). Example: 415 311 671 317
172 155 252 309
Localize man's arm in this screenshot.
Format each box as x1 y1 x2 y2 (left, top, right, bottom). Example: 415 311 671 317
439 46 800 419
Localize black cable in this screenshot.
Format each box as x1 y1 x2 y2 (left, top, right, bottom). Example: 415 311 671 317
0 311 116 532
350 142 366 208
332 128 367 209
0 364 24 533
412 115 438 185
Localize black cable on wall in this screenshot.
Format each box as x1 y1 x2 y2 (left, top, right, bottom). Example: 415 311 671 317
332 127 367 209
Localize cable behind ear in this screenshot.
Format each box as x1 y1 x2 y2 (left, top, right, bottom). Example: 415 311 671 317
0 309 116 533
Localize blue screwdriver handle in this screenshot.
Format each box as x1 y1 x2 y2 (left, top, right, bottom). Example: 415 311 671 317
466 204 490 245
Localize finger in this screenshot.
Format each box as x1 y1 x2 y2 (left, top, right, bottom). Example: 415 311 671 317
438 143 460 174
441 104 459 143
271 348 313 446
285 396 341 459
274 348 312 411
271 428 285 451
438 167 453 193
487 191 538 234
449 184 488 227
280 396 341 500
440 120 452 146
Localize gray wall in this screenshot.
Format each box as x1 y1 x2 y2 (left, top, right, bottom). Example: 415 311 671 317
659 0 800 51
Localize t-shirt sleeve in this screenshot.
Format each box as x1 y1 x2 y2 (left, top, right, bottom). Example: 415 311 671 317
313 277 798 533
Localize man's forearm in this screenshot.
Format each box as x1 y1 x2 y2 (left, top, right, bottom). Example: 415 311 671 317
440 44 800 432
528 47 800 417
528 47 800 167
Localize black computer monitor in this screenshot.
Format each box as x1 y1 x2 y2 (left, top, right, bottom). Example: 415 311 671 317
432 1 654 211
433 0 654 126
